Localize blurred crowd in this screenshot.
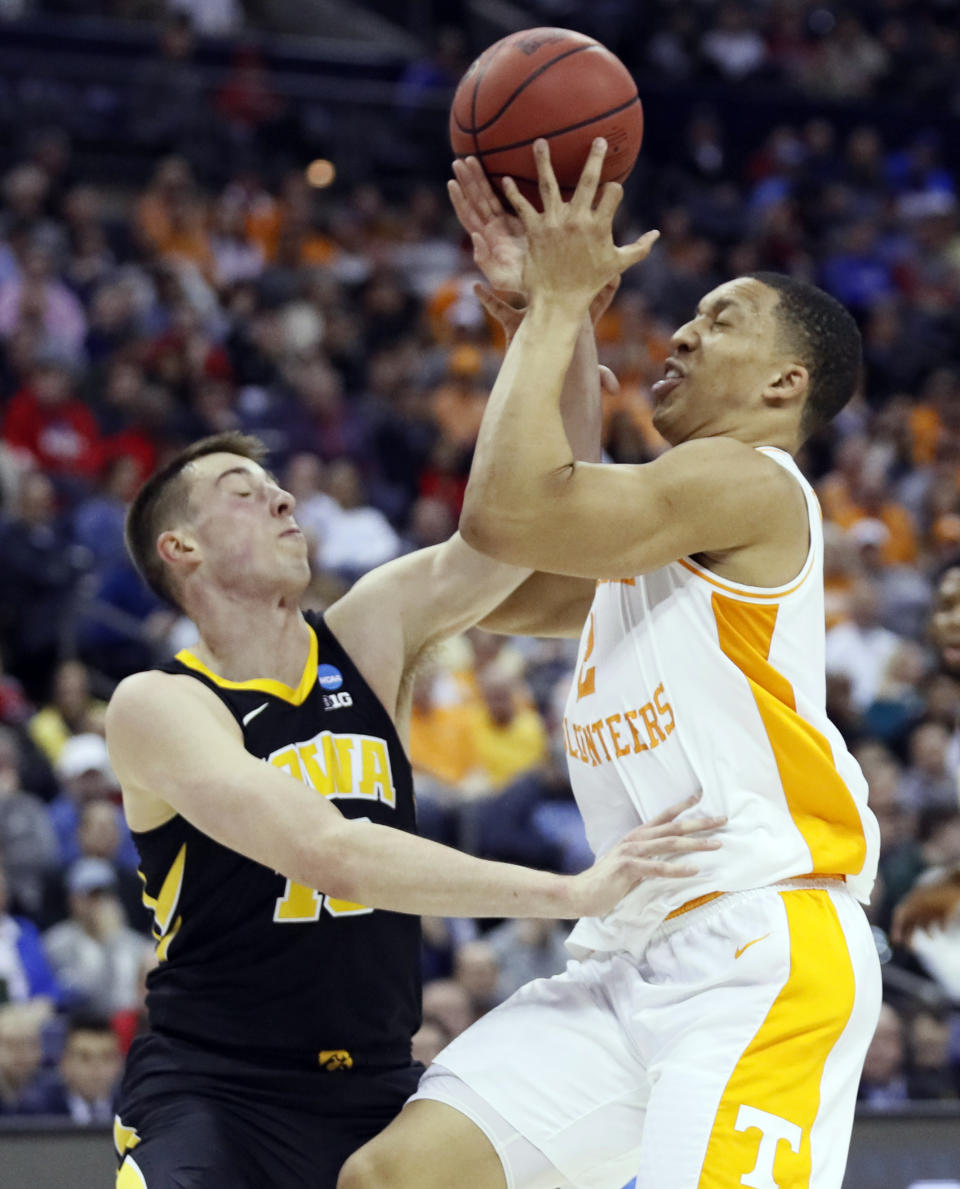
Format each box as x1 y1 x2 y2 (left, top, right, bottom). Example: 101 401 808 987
0 1 959 1128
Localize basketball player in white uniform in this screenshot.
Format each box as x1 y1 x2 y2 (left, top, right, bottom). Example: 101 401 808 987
340 142 881 1189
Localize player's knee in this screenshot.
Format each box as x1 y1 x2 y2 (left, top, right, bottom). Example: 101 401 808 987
338 1142 410 1189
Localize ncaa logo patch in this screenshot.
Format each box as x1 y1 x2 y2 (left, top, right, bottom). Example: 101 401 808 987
317 664 344 692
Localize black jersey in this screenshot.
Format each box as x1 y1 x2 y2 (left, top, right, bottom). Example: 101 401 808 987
133 611 421 1068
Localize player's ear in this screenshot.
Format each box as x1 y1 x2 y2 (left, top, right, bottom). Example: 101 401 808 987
156 528 200 571
761 364 808 412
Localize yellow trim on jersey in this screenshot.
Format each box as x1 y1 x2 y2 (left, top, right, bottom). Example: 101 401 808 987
113 1115 141 1158
712 594 867 874
139 844 186 962
117 1154 148 1189
697 888 856 1187
174 624 319 706
678 554 815 601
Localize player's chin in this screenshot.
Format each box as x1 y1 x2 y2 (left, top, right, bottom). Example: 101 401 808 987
651 400 683 445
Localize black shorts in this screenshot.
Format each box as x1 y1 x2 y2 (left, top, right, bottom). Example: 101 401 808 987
114 1031 423 1189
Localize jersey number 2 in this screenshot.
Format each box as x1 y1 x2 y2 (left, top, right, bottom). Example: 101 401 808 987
576 613 596 701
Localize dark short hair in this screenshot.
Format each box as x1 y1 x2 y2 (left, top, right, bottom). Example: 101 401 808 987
748 272 862 439
125 431 268 610
65 1009 115 1041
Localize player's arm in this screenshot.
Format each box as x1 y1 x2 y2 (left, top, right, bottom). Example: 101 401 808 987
460 140 803 579
325 308 604 707
106 671 723 919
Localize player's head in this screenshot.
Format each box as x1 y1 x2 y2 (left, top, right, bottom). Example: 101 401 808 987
652 273 861 449
126 431 309 614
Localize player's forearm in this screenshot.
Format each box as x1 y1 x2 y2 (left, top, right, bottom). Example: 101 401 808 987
560 316 603 464
326 819 576 919
462 299 589 553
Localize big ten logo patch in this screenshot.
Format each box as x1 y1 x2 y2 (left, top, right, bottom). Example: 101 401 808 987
268 731 396 806
563 682 675 768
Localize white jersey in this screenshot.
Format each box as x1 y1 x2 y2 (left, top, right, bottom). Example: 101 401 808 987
564 446 879 958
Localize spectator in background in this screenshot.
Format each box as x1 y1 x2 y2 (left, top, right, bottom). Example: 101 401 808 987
0 1001 49 1113
28 659 107 766
905 1007 958 1100
0 727 58 918
451 940 501 1018
42 857 151 1015
0 242 87 362
2 353 100 482
472 721 591 874
0 471 89 700
485 918 570 1002
411 1015 452 1069
48 732 138 871
420 978 476 1044
858 1002 909 1107
17 1010 122 1121
0 866 61 1008
900 721 959 812
130 14 206 165
313 458 401 579
699 1 768 82
461 669 547 795
40 799 147 934
826 579 903 712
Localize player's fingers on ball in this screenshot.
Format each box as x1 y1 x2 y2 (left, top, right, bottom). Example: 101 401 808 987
595 181 623 224
532 139 562 212
469 158 503 215
448 181 477 229
501 176 537 225
571 137 607 213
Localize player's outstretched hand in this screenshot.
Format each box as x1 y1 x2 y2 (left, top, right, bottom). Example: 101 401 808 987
502 138 658 312
891 866 960 946
568 791 725 920
449 156 526 294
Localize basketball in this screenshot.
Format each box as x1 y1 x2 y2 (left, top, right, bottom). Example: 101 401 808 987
450 27 643 208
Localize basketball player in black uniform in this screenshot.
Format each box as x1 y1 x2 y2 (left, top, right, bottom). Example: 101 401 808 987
106 373 722 1183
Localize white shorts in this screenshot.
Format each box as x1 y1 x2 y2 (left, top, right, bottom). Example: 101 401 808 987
411 880 881 1189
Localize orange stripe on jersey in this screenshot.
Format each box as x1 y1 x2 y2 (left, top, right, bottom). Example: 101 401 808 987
678 557 814 601
712 593 867 875
697 889 856 1187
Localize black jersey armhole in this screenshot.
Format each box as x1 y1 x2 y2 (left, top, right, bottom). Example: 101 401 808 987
309 611 401 739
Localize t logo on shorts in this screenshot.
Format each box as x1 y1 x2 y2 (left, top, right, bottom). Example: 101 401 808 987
734 1105 802 1189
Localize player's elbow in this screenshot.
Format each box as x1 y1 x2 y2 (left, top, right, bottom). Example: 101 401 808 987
460 500 539 564
299 822 364 904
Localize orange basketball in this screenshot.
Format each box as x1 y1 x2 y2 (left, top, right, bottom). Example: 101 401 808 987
450 27 643 208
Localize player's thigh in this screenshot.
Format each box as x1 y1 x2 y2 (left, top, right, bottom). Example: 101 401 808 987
115 1092 253 1189
338 1097 510 1189
384 960 648 1189
636 886 880 1189
251 1063 425 1189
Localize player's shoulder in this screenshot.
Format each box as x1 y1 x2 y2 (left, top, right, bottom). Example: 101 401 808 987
106 668 226 733
650 437 800 497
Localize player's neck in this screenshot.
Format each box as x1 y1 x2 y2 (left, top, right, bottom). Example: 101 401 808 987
687 423 799 454
188 594 312 686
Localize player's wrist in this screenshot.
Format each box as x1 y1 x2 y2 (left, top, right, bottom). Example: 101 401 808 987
527 290 593 325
